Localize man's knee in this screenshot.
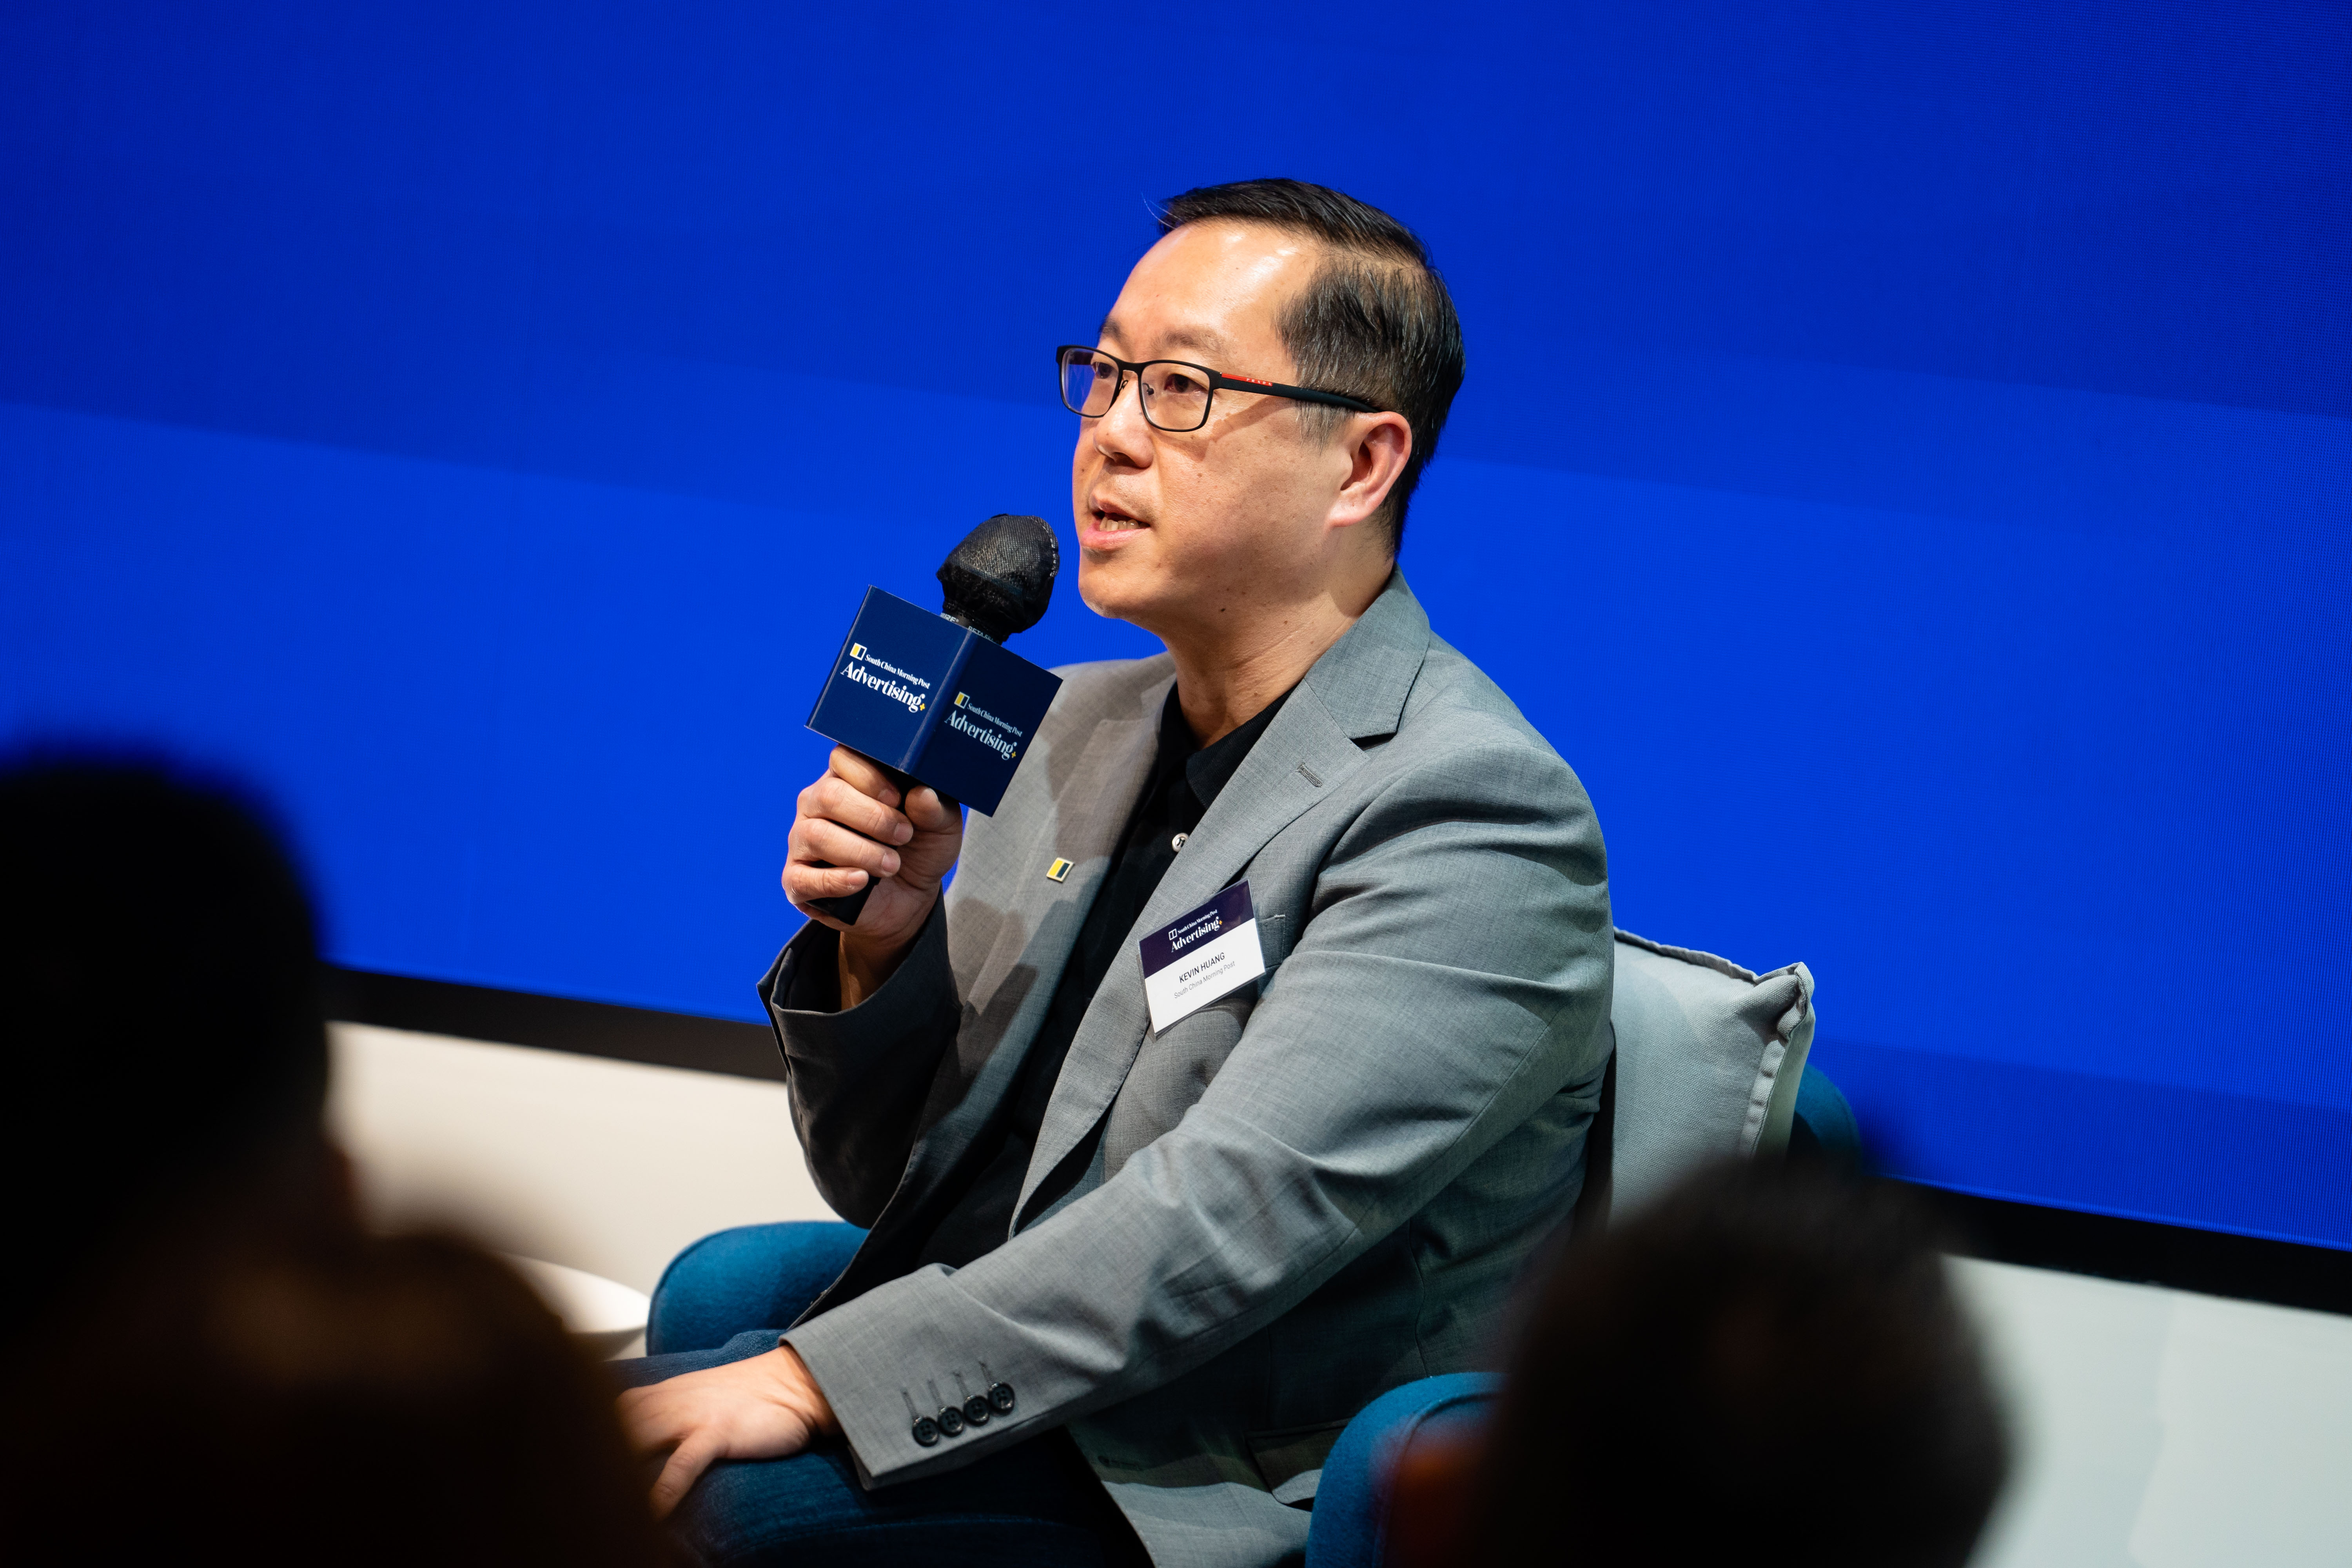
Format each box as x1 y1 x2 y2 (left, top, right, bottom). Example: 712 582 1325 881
650 1222 864 1354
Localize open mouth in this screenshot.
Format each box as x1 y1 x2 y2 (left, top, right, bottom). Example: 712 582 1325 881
1087 500 1148 535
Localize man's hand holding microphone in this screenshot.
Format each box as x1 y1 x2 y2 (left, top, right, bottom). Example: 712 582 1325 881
785 746 964 1008
783 511 1062 1006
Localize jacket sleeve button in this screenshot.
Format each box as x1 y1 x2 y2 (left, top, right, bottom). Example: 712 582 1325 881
937 1405 966 1438
962 1394 992 1426
912 1416 941 1447
987 1381 1016 1414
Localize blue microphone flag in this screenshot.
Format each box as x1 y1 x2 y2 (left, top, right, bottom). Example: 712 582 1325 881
805 586 1063 815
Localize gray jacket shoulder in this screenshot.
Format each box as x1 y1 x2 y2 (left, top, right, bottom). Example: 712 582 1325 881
1048 652 1174 719
1359 632 1598 822
1407 633 1572 759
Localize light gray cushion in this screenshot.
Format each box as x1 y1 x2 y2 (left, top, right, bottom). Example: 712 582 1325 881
1607 929 1817 1216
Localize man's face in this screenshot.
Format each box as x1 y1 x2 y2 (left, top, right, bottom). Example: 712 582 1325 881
1072 221 1366 642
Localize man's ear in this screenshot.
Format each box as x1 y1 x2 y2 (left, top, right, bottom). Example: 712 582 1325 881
1330 411 1414 534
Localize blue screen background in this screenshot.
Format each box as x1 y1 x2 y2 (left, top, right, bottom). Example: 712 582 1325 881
4 2 2347 1248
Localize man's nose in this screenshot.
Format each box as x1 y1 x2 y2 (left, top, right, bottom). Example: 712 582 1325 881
1092 375 1155 466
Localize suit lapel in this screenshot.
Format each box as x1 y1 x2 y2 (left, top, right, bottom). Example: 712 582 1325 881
953 686 1167 1074
883 670 1168 1225
1013 575 1434 1222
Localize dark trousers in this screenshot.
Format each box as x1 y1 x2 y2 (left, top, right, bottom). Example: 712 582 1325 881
614 1221 1148 1568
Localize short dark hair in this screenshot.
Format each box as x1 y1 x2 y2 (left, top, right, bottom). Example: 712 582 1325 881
1156 178 1465 554
1471 1161 2009 1568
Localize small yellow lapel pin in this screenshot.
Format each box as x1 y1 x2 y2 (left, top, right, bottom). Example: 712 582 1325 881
1045 857 1073 883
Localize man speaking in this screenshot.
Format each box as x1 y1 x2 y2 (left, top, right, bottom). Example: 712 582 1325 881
622 179 1613 1567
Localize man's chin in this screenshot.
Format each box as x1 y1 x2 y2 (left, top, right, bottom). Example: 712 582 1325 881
1075 554 1164 627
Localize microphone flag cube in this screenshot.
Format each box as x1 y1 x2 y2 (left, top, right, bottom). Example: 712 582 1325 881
806 586 1063 815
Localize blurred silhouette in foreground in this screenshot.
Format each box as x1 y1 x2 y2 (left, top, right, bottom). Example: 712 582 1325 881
4 1225 669 1564
0 755 342 1345
0 755 666 1564
1388 1160 2010 1568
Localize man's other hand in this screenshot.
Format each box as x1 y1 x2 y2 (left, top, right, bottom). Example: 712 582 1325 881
619 1344 840 1518
783 745 964 1005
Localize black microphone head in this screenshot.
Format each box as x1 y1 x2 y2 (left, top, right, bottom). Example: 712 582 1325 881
937 514 1059 643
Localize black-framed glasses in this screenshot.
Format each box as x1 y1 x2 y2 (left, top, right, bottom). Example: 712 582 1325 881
1055 345 1382 434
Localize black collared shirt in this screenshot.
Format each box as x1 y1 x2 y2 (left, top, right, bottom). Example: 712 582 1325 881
911 682 1293 1270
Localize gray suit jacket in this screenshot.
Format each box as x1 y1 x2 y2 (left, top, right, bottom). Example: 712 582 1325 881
764 572 1612 1567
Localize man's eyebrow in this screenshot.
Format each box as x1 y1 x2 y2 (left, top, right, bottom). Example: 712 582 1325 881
1157 325 1229 359
1095 316 1230 361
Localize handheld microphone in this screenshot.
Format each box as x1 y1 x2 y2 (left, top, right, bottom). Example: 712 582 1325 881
935 511 1061 644
804 515 1064 925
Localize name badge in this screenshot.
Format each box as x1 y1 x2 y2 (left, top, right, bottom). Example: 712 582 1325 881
1139 881 1268 1035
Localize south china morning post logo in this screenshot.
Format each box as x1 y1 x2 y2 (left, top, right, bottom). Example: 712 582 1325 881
945 691 1024 762
842 642 930 714
1165 906 1225 958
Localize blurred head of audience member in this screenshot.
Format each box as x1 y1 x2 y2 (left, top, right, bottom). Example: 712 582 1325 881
0 753 669 1561
2 1227 670 1565
0 754 344 1346
1390 1160 2010 1568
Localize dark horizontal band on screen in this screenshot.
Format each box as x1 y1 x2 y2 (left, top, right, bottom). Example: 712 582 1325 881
323 965 785 1083
323 966 2352 1318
